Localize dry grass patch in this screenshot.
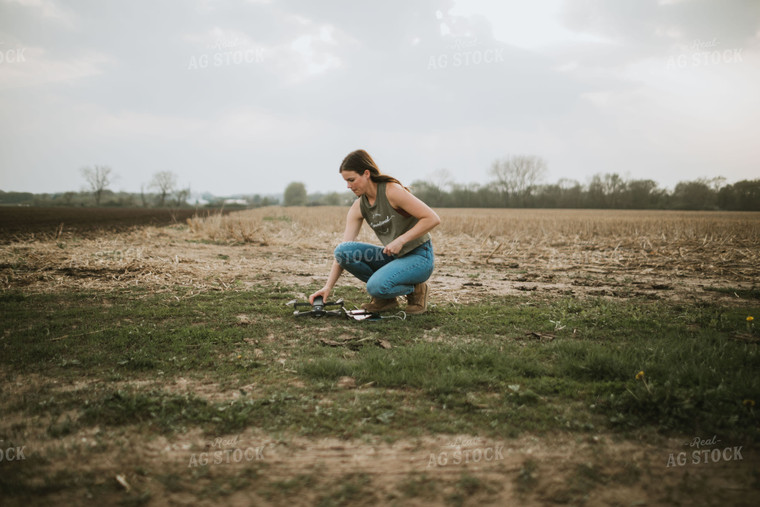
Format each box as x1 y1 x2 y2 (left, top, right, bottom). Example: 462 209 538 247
3 207 758 304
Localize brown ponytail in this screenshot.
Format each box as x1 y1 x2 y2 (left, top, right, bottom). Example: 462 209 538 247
339 149 408 190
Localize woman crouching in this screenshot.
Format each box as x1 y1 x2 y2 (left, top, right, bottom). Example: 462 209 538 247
309 149 440 314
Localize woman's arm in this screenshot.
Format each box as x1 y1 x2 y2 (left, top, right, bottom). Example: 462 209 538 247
309 200 364 303
383 182 441 256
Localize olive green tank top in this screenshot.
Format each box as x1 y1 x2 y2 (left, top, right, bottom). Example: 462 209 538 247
359 182 432 257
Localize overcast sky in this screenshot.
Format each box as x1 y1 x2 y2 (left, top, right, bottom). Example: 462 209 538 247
1 0 758 197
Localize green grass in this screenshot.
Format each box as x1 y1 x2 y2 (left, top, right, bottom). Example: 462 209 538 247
1 285 759 444
703 286 760 300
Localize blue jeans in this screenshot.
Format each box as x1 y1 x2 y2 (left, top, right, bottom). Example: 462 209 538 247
334 240 434 298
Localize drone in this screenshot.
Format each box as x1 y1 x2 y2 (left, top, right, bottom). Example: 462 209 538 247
286 296 405 321
287 296 345 318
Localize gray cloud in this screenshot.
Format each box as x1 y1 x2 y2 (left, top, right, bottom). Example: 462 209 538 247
1 0 758 195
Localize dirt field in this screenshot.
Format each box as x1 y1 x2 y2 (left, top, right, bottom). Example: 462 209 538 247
0 206 228 242
1 206 759 506
3 206 758 304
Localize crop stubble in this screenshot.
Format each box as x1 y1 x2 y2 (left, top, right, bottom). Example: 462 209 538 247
2 207 758 305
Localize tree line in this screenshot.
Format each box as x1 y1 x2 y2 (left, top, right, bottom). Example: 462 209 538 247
0 166 276 208
410 174 760 211
284 155 759 211
3 158 758 211
405 156 759 211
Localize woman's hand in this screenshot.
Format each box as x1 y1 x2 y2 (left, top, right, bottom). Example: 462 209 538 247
383 237 405 256
309 287 330 304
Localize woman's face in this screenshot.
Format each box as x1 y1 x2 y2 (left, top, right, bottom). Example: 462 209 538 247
341 169 372 196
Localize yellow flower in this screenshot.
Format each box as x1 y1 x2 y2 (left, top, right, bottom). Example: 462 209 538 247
635 371 645 381
748 316 755 322
237 354 242 359
743 399 755 407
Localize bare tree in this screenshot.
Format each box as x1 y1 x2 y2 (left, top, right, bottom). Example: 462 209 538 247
150 171 178 207
140 183 150 207
489 155 547 206
701 176 726 192
557 178 580 190
173 186 191 207
81 165 113 205
601 173 626 196
429 168 454 191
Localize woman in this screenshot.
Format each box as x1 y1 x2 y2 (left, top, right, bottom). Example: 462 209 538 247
309 149 441 315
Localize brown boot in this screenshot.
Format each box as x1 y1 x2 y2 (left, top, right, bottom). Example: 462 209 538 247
361 296 399 312
405 282 429 315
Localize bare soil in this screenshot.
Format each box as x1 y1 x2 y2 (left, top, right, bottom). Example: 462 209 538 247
3 374 758 506
1 214 756 307
0 206 228 242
